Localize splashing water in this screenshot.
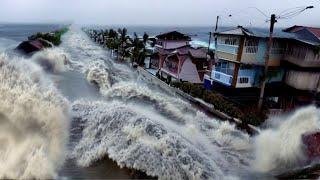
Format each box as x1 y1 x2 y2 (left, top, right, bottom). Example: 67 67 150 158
0 53 70 179
2 26 318 179
31 48 70 73
253 106 320 173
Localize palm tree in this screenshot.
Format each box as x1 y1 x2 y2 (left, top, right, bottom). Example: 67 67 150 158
117 28 128 60
143 32 149 46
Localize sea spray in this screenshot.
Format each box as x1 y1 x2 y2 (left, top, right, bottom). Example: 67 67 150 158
32 48 69 73
86 61 111 91
0 53 69 179
253 106 320 173
70 97 254 179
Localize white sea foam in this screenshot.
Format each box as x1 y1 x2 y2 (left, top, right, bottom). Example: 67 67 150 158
253 106 320 173
70 100 253 179
86 61 111 91
0 53 69 179
32 48 69 73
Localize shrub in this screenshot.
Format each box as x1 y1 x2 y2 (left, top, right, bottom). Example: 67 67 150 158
28 27 68 46
242 107 267 126
190 84 205 98
172 81 265 126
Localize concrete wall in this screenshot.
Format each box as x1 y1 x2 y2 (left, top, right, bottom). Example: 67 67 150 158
158 40 189 49
236 69 256 88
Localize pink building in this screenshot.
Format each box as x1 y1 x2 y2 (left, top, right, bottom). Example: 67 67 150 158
155 31 191 49
159 46 211 84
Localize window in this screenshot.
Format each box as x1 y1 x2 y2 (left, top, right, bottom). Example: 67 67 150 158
238 77 249 84
271 41 284 55
245 39 259 46
224 38 238 45
245 39 259 54
219 36 238 46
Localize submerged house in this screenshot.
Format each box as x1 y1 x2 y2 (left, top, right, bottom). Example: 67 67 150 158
205 26 285 89
281 26 320 107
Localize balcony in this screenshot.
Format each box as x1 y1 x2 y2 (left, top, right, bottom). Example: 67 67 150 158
211 70 233 86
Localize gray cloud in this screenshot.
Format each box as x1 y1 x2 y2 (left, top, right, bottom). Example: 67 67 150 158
0 0 318 27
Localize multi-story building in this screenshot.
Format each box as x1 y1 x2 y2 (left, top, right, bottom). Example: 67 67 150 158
281 26 320 107
150 31 192 69
204 25 320 108
204 26 285 90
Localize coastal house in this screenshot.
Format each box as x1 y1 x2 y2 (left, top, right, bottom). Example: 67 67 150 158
158 46 211 83
281 26 320 107
149 31 192 70
156 31 191 49
204 26 285 89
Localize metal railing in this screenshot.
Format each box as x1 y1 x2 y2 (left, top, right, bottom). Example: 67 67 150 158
211 70 233 86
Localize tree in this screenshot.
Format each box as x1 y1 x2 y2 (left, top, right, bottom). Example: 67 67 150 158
118 28 128 60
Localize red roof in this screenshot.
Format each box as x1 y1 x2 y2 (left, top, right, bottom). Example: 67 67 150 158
156 31 191 41
188 48 207 59
156 46 209 60
284 25 320 39
307 27 320 38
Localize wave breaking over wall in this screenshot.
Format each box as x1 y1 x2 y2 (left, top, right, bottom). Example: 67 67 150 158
0 53 69 179
253 106 320 173
70 97 253 179
32 48 69 73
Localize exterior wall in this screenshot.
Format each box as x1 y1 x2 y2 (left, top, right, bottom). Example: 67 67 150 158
216 35 240 62
236 68 256 88
216 51 238 62
144 57 151 69
179 57 202 83
241 38 283 66
284 43 320 67
157 40 189 49
162 56 179 76
285 71 320 92
150 56 160 69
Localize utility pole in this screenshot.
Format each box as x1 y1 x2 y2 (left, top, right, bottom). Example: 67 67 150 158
207 15 220 73
214 15 220 54
257 14 276 112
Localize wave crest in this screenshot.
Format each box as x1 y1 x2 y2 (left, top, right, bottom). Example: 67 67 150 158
253 106 320 173
32 48 69 73
0 53 69 179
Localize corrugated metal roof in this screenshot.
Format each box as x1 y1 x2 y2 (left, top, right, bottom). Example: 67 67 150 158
216 26 320 46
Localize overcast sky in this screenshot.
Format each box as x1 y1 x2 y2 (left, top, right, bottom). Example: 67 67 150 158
0 0 319 27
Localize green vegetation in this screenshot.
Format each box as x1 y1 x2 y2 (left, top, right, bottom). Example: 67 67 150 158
29 27 69 46
170 81 267 126
91 28 150 65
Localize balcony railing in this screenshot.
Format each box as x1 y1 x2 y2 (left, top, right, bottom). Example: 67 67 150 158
211 70 233 86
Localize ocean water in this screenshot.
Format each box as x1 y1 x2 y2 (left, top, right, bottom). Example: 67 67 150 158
0 24 320 179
